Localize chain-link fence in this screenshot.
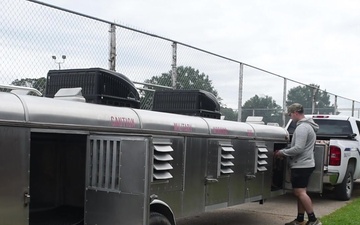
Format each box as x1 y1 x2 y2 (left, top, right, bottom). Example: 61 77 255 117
1 0 359 127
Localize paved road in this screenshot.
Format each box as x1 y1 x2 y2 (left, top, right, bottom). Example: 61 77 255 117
177 181 360 225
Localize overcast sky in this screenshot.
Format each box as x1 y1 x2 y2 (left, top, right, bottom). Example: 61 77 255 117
38 0 360 108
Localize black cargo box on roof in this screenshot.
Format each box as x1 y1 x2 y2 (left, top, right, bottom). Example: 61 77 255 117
152 89 221 119
45 68 140 108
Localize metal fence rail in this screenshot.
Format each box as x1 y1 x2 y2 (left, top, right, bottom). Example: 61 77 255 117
1 0 359 127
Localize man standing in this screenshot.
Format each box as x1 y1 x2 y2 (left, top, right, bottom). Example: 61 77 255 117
275 103 321 225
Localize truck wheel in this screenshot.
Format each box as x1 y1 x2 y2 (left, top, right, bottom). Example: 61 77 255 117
149 212 172 225
334 164 354 201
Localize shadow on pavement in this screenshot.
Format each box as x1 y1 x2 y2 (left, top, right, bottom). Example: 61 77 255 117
176 180 360 225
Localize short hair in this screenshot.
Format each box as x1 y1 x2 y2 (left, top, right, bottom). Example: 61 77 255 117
287 103 304 115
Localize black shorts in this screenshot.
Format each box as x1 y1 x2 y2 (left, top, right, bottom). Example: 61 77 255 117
291 167 315 188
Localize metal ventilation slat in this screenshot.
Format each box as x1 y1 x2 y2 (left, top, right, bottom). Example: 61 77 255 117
221 168 234 174
258 147 268 153
154 162 173 170
153 153 173 161
221 153 235 159
154 145 173 152
153 171 173 180
257 166 267 172
258 153 268 159
221 146 235 152
221 161 234 166
257 160 268 165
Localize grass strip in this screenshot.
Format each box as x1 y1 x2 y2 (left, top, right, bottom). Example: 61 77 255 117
320 198 360 225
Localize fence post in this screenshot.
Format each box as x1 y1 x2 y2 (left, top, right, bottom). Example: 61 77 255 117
334 95 338 115
171 42 177 89
109 24 116 71
311 85 319 114
283 78 287 127
237 63 243 122
352 100 355 117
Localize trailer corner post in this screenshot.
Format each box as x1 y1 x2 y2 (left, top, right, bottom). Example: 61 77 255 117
238 63 244 122
171 42 177 89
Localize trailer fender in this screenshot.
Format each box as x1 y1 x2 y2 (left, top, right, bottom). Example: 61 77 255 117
150 199 176 225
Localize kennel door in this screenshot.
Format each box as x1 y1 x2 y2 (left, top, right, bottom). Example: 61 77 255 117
0 127 30 225
284 143 325 193
85 135 151 225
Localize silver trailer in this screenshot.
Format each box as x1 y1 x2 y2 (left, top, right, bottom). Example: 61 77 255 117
0 91 298 225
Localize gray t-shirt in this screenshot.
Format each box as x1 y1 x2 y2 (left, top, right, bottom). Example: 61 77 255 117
280 117 319 168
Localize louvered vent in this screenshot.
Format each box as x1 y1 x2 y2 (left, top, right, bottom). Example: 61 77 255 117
153 142 174 180
257 146 269 172
219 143 235 175
88 139 121 191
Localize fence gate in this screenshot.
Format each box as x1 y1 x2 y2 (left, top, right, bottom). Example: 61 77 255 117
85 135 151 225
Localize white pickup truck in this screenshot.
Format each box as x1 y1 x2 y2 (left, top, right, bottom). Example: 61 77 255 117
286 115 360 200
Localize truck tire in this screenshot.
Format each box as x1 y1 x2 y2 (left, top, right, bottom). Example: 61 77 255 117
149 212 172 225
334 164 354 201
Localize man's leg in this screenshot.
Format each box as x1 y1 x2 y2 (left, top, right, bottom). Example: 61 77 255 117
293 188 313 213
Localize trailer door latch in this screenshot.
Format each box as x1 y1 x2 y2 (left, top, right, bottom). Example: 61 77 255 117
205 178 219 185
245 174 256 180
24 192 30 207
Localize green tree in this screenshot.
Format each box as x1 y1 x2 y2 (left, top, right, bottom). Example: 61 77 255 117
241 95 283 125
287 84 335 114
220 107 238 121
142 66 220 106
145 66 219 96
11 77 46 94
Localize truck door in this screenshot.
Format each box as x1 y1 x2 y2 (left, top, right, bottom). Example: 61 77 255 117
284 142 326 192
85 135 151 225
0 127 30 225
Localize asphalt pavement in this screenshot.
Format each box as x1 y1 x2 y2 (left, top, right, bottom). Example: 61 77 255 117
177 181 360 225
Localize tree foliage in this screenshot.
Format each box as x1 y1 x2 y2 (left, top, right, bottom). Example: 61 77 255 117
142 66 221 106
220 107 238 121
142 66 241 121
287 84 335 114
11 77 46 94
242 95 282 125
145 66 219 96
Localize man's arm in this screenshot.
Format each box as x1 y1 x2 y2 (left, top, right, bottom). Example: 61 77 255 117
280 125 308 157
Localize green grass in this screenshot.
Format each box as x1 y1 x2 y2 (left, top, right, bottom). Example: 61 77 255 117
320 198 360 225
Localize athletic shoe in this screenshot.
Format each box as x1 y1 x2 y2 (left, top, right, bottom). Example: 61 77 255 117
306 219 322 225
285 219 306 225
